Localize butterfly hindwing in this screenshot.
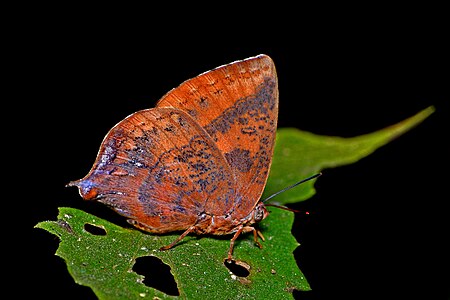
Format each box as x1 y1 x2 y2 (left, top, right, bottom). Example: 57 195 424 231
71 107 236 232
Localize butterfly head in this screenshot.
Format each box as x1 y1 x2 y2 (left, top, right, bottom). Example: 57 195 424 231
252 202 269 224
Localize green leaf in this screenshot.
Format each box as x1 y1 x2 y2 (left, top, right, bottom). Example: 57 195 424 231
36 206 307 299
35 106 434 299
264 106 435 204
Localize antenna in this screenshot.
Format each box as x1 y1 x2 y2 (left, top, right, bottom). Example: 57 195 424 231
262 172 322 203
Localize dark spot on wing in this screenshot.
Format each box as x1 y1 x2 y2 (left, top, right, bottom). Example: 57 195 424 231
225 148 253 173
203 77 276 138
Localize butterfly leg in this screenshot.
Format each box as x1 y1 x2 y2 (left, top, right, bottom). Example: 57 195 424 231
253 229 264 249
227 226 244 262
227 226 262 261
257 229 265 242
160 225 196 251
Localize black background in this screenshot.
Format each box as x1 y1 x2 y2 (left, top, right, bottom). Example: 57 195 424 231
17 8 448 300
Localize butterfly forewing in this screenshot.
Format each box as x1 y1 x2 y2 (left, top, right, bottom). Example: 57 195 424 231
156 55 279 216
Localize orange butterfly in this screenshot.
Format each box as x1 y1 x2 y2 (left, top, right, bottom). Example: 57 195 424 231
68 54 278 261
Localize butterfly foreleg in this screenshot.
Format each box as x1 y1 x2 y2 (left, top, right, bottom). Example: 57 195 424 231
253 228 265 249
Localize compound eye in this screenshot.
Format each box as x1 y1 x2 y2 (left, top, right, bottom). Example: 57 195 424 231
254 205 265 222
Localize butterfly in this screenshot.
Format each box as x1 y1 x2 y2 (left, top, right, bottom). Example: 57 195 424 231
68 54 278 261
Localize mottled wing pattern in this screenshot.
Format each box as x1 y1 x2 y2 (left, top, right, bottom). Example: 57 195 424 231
71 107 236 233
156 55 278 216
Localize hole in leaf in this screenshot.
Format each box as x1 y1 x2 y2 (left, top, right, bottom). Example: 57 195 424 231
224 259 250 277
84 223 106 235
133 256 179 296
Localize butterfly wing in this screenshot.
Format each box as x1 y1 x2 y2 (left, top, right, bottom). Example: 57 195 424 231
70 107 236 233
156 54 278 216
